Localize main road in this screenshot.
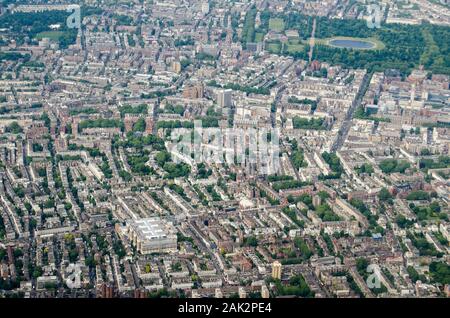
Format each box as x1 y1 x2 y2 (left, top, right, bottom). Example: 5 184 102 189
330 72 373 152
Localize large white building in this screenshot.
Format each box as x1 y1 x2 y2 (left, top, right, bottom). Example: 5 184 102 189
126 218 177 254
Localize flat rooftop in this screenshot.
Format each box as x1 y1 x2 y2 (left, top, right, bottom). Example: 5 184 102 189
129 218 172 240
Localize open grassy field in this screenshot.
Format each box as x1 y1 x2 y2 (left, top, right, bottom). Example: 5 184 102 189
269 18 285 32
35 31 65 41
286 43 304 53
286 39 304 53
255 32 265 42
266 42 282 54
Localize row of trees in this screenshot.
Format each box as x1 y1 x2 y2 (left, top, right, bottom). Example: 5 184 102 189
321 152 343 179
78 119 123 132
292 117 326 130
272 180 309 192
155 150 191 179
379 159 410 174
118 104 148 117
290 139 307 170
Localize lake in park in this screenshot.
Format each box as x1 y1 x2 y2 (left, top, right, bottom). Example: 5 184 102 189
328 39 376 49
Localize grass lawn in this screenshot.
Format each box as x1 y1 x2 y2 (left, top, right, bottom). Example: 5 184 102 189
267 42 282 54
286 39 304 53
286 43 304 53
269 18 285 32
255 32 264 42
35 31 64 41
